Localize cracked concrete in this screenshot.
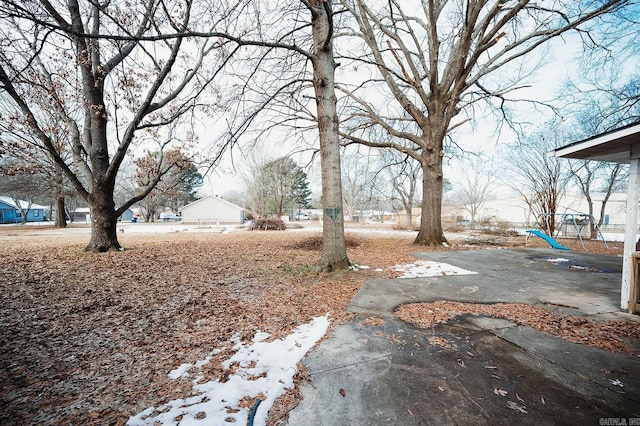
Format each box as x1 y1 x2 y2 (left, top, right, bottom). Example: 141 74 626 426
286 248 640 425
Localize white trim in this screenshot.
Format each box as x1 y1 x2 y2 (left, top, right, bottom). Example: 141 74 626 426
622 159 640 309
551 123 640 158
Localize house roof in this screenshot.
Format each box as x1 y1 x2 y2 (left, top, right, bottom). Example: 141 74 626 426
0 196 48 210
548 121 640 163
179 195 244 212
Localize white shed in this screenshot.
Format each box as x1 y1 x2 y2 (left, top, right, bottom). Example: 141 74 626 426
179 195 245 225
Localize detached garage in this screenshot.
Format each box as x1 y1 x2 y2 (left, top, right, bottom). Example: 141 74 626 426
179 195 245 225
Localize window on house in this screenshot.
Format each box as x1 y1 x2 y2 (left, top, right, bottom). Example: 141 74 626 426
15 209 21 218
34 210 39 217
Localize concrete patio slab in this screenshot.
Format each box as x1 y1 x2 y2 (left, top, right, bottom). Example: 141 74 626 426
286 248 640 425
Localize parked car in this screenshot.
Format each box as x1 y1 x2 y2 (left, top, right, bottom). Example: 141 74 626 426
293 212 311 221
161 213 182 222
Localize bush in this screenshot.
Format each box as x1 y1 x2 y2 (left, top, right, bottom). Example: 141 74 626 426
249 218 287 231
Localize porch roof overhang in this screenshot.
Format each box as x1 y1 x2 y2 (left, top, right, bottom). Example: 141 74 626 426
548 121 640 163
548 120 640 313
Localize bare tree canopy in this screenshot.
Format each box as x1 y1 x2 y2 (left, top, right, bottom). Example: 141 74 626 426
336 0 632 246
505 120 570 234
0 0 236 251
562 1 640 129
450 155 496 227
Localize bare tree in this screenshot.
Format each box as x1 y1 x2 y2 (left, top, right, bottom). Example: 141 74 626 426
506 122 570 235
337 0 630 246
565 110 629 238
451 155 496 227
378 149 422 229
569 160 626 238
562 3 640 128
0 0 236 251
239 152 270 218
221 0 350 271
341 148 378 221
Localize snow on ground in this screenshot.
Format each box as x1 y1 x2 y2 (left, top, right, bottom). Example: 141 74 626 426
127 315 329 426
125 258 477 426
545 258 571 263
395 260 478 278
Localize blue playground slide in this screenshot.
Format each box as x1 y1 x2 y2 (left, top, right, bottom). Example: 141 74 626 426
526 229 570 250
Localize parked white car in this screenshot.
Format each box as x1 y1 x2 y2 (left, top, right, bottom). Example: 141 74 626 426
161 213 182 222
293 212 311 221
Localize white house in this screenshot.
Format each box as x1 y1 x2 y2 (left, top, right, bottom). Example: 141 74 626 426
398 191 630 230
179 195 245 224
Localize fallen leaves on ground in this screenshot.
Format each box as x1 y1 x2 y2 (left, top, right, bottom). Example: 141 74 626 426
0 227 632 425
0 229 414 425
396 300 640 353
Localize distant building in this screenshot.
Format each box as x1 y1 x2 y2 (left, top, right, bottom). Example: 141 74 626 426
119 209 134 222
71 207 135 223
0 196 48 224
400 192 630 229
70 207 91 223
179 195 245 225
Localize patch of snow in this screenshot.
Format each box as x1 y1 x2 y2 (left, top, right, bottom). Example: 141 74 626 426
394 260 477 278
352 264 371 270
168 363 193 380
128 315 329 426
546 258 570 263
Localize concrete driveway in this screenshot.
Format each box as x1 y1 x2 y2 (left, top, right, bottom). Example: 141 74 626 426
287 248 640 425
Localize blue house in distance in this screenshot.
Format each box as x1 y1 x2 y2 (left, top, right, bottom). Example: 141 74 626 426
0 196 48 224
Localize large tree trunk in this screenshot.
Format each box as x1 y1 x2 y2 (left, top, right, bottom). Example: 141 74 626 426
54 167 67 228
55 196 67 228
415 146 446 246
86 186 121 252
310 0 349 272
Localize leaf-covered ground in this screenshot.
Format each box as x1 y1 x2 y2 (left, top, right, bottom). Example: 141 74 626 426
0 226 632 425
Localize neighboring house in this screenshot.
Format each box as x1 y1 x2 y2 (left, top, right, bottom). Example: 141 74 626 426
120 209 134 222
396 207 423 228
179 195 245 224
0 196 48 224
71 207 135 223
71 207 91 223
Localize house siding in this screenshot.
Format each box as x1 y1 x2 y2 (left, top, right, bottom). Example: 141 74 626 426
179 196 245 224
0 198 47 224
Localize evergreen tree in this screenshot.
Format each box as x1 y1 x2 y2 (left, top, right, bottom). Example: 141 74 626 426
292 169 312 214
